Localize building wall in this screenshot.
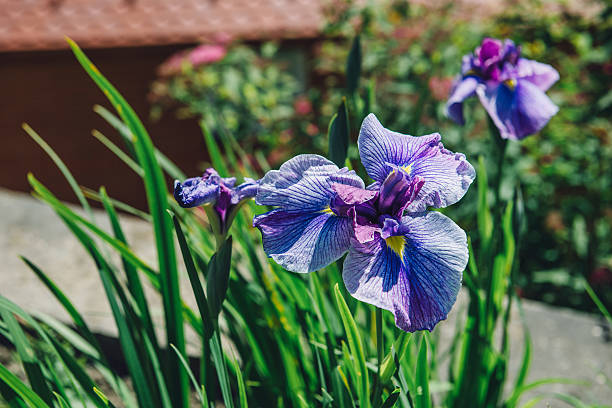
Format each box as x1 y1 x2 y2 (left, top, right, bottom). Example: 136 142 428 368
0 45 208 210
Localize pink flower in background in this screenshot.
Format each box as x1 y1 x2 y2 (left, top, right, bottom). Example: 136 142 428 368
306 123 319 136
188 44 227 66
293 96 313 116
428 76 453 101
158 44 227 76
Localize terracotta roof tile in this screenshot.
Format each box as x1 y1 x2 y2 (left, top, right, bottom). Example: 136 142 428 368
0 0 324 52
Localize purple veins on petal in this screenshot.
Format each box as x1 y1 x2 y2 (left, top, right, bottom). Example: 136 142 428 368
254 154 366 273
358 114 475 212
253 209 354 273
256 154 364 211
342 211 468 332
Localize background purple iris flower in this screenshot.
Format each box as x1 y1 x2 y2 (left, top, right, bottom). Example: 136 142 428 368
174 168 258 231
447 37 559 140
255 114 474 332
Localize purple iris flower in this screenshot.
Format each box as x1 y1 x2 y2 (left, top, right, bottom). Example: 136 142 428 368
255 114 474 332
174 168 258 234
253 155 366 273
447 37 559 140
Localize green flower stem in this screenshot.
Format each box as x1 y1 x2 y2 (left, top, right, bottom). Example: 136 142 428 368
202 205 225 249
372 307 384 405
376 308 383 377
487 117 508 207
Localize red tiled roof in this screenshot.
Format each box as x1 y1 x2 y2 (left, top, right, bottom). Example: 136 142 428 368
0 0 324 52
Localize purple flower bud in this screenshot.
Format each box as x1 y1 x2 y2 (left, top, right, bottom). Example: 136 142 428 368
174 168 258 234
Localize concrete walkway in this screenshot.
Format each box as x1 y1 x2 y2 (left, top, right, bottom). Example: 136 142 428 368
1 188 610 406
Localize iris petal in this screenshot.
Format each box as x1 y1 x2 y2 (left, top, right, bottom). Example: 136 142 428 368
256 154 364 211
515 58 559 92
343 211 467 332
358 114 475 212
446 76 480 125
253 209 353 273
477 79 559 140
230 177 259 205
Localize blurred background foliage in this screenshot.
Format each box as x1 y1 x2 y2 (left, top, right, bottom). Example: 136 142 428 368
151 0 612 313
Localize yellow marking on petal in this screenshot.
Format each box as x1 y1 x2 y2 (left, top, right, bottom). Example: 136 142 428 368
321 206 335 215
385 235 406 258
504 78 517 91
401 164 412 175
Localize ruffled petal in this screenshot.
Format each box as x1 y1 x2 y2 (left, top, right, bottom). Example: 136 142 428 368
515 58 559 91
358 114 475 211
256 154 364 211
446 76 479 125
408 149 475 212
343 211 467 332
253 209 353 273
477 79 559 140
359 114 437 183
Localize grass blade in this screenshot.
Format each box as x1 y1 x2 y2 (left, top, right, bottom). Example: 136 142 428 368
414 335 431 408
100 187 158 352
0 310 54 406
82 187 152 220
19 256 101 353
53 392 71 408
22 123 93 219
171 344 207 408
171 213 214 338
381 389 401 408
232 354 248 408
0 296 108 408
29 174 157 277
92 129 144 176
67 38 188 407
0 364 49 408
334 283 370 408
210 331 234 408
583 278 612 326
